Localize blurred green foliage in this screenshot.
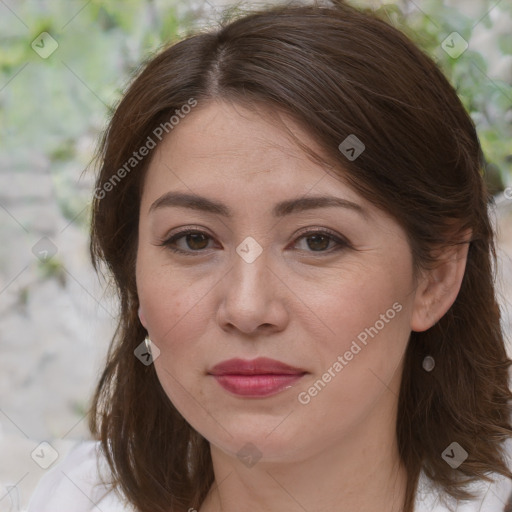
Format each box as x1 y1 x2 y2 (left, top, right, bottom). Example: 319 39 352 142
0 0 190 227
1 0 510 230
364 0 512 193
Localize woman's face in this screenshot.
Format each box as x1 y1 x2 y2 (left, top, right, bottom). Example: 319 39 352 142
136 100 422 464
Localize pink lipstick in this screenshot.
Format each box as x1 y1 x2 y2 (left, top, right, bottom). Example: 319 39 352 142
208 357 307 397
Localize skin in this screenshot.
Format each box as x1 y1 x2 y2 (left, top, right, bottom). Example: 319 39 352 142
136 100 469 512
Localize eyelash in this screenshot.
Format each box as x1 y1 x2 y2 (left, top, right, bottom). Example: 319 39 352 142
158 226 351 256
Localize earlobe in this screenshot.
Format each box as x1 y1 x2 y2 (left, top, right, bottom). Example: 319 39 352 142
138 306 147 328
411 233 471 332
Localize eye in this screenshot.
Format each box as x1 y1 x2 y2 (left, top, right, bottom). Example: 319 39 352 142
158 227 350 255
159 228 216 255
291 228 350 253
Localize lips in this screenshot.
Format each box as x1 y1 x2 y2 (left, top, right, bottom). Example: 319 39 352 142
209 357 306 375
208 357 307 397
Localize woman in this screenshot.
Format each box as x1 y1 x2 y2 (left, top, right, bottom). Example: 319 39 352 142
28 1 512 511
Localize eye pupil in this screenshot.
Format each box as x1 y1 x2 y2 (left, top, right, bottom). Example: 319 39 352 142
187 233 209 250
307 234 330 251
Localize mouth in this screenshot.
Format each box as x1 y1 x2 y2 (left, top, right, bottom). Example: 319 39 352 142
208 357 307 398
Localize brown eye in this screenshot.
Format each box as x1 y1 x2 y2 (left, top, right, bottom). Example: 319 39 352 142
181 232 210 251
293 229 349 254
160 230 214 255
304 234 331 251
159 228 350 256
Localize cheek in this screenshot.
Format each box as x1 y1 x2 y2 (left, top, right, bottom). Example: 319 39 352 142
139 281 216 434
307 259 411 346
139 276 207 348
296 302 411 436
136 245 209 339
136 265 219 413
139 271 210 409
301 259 413 401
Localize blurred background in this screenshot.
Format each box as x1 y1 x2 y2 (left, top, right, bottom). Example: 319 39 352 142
0 0 511 510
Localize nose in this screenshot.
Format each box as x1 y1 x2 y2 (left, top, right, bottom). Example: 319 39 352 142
216 244 289 336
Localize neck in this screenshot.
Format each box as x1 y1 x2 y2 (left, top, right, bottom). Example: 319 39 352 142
199 411 408 512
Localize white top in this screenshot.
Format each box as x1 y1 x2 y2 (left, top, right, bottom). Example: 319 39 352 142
27 440 512 511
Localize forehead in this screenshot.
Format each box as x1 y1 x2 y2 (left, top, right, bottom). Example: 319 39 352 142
141 100 368 209
151 101 323 175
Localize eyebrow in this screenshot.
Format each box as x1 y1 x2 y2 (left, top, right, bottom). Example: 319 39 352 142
149 192 368 219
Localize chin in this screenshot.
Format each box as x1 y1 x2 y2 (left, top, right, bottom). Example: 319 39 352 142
202 418 321 466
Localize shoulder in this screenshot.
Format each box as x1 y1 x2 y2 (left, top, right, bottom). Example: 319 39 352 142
415 439 512 511
27 440 135 512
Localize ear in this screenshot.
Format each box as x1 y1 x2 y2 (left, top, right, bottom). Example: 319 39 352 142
411 230 472 332
138 306 148 329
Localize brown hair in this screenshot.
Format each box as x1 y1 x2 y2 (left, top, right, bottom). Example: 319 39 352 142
88 1 512 511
